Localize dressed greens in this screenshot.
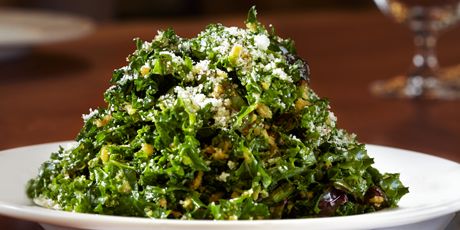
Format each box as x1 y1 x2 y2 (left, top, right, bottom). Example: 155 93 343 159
26 7 408 219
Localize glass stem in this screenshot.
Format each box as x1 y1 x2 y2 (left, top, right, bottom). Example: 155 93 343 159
411 30 439 78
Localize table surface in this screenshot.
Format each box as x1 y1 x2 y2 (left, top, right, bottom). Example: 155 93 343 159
1 8 460 229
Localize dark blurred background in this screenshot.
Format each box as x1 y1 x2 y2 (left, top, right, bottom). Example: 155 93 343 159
1 0 373 21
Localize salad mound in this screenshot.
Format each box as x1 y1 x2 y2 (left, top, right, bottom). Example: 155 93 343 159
26 7 408 219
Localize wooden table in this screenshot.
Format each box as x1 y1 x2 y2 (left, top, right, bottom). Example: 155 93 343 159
1 9 459 229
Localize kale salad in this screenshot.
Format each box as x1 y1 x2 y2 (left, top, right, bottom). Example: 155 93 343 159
27 7 408 220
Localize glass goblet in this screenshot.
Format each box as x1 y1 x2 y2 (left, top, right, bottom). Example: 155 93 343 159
371 0 460 99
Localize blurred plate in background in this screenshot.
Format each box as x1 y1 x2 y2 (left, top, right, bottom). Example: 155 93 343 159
0 8 94 59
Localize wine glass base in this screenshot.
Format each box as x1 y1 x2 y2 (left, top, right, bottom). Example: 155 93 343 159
370 75 460 100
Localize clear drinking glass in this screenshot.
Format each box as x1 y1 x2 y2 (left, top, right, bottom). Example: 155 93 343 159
371 0 460 99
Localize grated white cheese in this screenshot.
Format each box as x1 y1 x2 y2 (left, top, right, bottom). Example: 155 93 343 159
227 160 236 170
214 104 231 127
328 112 338 125
263 62 276 72
158 93 175 108
119 66 131 73
159 51 184 65
212 40 231 54
194 60 211 76
174 85 233 127
118 73 139 85
224 26 240 36
254 34 270 50
289 134 301 141
216 172 230 182
82 108 98 121
153 30 164 42
141 41 152 50
272 68 292 82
